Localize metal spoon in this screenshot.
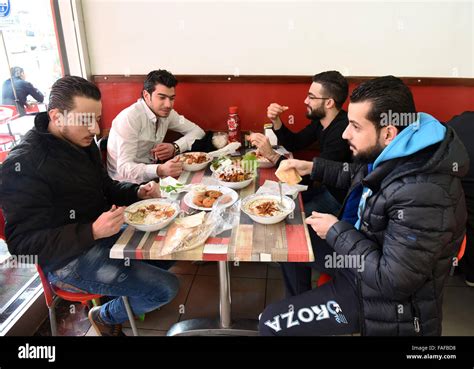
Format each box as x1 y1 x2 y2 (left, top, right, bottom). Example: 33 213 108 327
277 181 287 211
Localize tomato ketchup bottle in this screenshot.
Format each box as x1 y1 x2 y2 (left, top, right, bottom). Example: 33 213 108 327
227 106 241 143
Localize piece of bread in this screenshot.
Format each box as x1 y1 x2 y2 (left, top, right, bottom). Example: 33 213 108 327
275 166 302 185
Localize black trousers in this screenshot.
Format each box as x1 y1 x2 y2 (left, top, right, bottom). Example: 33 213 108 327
259 270 360 336
280 186 342 297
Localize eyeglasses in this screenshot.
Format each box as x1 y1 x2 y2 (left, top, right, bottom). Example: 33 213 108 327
307 95 331 101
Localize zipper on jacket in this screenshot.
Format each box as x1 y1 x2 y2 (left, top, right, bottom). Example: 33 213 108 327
410 297 421 335
414 317 420 333
356 274 365 335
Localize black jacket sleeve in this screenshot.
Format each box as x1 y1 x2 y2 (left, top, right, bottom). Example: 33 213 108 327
89 143 140 206
0 157 95 272
24 81 44 103
310 157 360 190
101 166 140 206
326 181 454 301
273 121 320 152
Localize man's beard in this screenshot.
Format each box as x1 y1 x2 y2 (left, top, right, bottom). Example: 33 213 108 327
352 141 385 164
306 104 326 120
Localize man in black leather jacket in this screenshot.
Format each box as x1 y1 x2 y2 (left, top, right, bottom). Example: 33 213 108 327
259 76 468 336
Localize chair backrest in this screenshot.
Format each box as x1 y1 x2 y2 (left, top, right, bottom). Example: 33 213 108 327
0 149 10 164
0 209 4 241
35 264 55 307
0 105 18 116
0 105 20 125
97 136 108 166
458 234 467 261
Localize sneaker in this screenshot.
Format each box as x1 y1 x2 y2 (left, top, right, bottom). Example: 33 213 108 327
466 278 474 287
88 306 125 336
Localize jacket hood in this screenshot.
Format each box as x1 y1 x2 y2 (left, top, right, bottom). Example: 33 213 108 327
373 113 446 169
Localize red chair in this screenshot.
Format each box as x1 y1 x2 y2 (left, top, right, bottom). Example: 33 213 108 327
35 264 138 336
0 105 19 149
0 149 10 164
0 209 138 336
450 234 467 276
316 272 333 287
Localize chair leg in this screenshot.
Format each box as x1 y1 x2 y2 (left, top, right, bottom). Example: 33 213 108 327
122 296 139 336
49 306 58 336
449 256 457 276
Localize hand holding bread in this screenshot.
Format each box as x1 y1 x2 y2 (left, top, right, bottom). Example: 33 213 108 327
276 159 313 184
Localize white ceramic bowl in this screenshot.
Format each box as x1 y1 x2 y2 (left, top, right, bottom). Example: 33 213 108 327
214 174 254 190
241 193 295 225
125 198 180 232
179 152 212 172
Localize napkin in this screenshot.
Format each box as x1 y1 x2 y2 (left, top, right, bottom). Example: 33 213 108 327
159 177 188 197
256 180 308 199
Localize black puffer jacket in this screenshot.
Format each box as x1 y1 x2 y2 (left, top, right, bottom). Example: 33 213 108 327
311 126 468 336
0 113 139 273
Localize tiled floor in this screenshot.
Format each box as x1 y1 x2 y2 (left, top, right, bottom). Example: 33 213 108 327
31 261 474 337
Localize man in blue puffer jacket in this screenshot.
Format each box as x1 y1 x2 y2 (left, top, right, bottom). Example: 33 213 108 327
259 76 468 336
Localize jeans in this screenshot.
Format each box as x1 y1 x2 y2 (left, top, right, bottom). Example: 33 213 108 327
281 186 343 297
47 230 179 325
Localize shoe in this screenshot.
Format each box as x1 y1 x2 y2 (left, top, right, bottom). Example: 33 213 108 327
88 306 125 336
466 278 474 287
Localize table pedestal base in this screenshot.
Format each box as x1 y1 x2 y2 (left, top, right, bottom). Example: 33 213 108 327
167 318 258 336
166 261 259 336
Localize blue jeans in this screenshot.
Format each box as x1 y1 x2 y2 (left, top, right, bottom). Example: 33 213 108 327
47 230 179 325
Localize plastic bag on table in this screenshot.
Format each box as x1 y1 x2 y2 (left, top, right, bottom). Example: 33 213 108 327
159 196 240 256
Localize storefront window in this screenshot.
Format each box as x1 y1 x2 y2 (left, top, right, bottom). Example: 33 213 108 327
1 0 62 113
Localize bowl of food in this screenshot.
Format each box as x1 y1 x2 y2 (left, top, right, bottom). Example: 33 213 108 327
125 198 180 231
213 165 255 190
183 185 238 211
178 152 212 172
210 155 233 173
241 193 295 225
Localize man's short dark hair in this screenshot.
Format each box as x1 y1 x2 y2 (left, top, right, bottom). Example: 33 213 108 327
312 71 348 110
142 69 178 97
350 76 417 132
11 66 24 78
48 76 101 112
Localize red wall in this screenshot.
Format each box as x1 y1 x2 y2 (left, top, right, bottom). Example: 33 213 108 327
96 81 474 135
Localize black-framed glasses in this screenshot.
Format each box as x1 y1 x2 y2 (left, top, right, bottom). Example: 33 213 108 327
307 95 331 101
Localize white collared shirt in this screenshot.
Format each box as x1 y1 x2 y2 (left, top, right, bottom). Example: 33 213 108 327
107 99 205 183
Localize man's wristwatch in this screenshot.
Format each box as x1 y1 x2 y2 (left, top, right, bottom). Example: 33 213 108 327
173 143 180 155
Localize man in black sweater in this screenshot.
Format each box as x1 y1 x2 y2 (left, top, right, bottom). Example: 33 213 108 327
249 71 351 206
249 71 351 296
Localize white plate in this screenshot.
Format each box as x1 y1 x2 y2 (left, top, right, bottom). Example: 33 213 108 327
178 152 212 172
241 193 295 225
125 198 180 232
183 185 238 211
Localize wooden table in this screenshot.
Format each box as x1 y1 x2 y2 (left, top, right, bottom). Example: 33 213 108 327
110 163 314 336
